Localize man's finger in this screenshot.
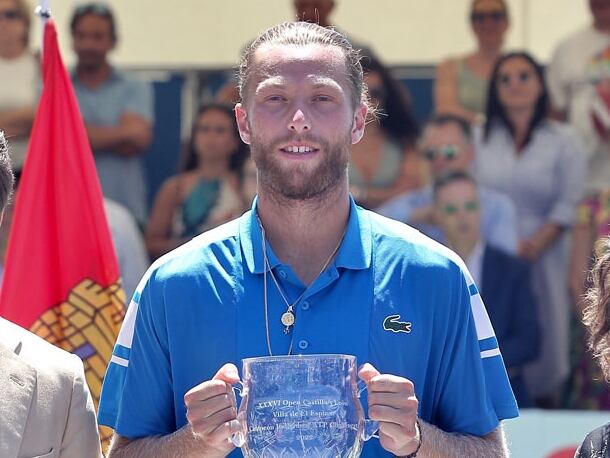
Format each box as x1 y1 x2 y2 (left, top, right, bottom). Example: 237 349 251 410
213 363 240 384
358 362 381 383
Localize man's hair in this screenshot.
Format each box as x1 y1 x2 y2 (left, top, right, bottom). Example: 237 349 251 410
70 2 117 41
237 21 366 108
425 113 472 143
0 133 15 211
432 170 477 200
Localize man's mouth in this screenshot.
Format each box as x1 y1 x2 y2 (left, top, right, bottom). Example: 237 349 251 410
279 145 320 154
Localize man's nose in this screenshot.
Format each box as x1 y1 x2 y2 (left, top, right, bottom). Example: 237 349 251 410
288 108 311 134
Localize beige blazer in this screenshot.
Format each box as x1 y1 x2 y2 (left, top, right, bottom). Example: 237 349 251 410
0 318 103 458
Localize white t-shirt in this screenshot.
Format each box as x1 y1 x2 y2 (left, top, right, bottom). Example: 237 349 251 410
547 26 610 193
0 51 38 169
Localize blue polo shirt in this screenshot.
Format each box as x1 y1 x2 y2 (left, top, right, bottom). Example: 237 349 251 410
99 197 518 456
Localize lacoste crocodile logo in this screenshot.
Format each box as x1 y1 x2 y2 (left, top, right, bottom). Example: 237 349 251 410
383 314 412 333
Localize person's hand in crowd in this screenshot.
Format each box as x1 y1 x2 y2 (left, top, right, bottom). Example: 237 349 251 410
183 363 241 458
358 363 420 457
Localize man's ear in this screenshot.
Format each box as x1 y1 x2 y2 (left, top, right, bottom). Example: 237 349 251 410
235 103 252 145
351 103 368 145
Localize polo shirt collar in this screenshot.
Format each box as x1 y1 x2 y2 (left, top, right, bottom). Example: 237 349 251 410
240 196 372 275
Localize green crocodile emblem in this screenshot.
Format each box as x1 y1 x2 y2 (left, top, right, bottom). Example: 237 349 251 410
383 314 412 333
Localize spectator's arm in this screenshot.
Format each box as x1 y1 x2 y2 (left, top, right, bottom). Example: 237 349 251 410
519 222 562 261
570 216 594 312
86 112 152 157
0 106 36 137
434 59 479 123
356 146 421 208
145 176 188 259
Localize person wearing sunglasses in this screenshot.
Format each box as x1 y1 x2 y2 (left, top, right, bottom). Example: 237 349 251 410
433 170 539 408
0 0 37 171
69 2 154 226
435 0 509 124
473 51 587 408
376 113 518 255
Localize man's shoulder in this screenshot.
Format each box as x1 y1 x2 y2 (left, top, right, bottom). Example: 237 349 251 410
484 245 529 273
0 318 80 377
554 26 604 55
145 216 243 281
366 209 464 271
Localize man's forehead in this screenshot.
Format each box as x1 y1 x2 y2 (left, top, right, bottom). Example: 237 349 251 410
251 43 347 81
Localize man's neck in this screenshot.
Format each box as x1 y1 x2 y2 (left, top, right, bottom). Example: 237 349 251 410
256 183 350 286
450 238 479 261
75 62 112 89
506 107 535 148
0 42 25 60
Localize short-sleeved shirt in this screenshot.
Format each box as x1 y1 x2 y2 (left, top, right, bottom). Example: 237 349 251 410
72 68 154 224
375 184 519 254
98 197 518 457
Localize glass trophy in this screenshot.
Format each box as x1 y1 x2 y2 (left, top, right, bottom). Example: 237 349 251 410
230 354 379 458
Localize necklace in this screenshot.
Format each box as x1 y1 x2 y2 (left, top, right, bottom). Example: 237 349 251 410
259 216 346 355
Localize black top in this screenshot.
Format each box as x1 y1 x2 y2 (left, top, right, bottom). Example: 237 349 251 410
576 422 610 458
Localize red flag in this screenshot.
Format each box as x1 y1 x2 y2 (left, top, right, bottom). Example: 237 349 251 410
0 20 125 447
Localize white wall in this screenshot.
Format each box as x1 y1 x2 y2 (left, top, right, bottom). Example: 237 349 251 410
32 0 591 68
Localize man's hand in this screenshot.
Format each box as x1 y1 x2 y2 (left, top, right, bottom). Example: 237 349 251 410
183 363 241 458
359 363 420 457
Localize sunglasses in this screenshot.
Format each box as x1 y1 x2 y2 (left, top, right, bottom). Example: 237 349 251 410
498 71 533 86
0 9 21 20
422 145 460 162
441 200 480 215
471 11 506 24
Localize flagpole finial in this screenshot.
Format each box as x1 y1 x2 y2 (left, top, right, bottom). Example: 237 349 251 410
35 5 51 19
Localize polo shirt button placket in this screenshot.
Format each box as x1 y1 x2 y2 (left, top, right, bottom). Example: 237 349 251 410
298 340 309 350
301 301 310 311
279 270 287 279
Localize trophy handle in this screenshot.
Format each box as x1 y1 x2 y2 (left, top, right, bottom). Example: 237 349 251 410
229 381 246 447
357 380 380 441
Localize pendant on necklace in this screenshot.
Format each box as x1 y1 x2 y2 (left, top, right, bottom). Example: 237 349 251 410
281 310 295 333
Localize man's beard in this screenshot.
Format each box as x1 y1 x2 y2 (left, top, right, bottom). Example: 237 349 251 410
250 132 350 201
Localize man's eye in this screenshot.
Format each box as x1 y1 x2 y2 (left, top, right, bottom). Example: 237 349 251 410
267 95 286 102
313 95 332 102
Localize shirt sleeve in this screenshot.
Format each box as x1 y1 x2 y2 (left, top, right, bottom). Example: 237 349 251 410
434 260 519 436
98 270 176 437
124 79 154 122
548 128 587 226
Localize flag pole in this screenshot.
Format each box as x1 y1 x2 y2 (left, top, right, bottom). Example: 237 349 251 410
35 0 51 54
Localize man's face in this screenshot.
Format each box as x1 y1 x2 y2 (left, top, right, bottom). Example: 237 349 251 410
435 180 481 249
72 13 115 70
294 0 334 26
235 43 366 201
0 0 27 50
591 0 610 25
420 123 473 178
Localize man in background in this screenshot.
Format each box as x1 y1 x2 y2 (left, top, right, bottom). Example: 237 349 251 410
376 113 518 254
433 170 540 407
70 2 154 226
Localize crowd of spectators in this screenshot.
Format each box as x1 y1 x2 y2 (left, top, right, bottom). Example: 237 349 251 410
1 0 610 414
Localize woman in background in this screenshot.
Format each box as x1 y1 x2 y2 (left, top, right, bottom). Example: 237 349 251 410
146 104 247 259
435 0 509 123
473 51 586 406
349 49 420 209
